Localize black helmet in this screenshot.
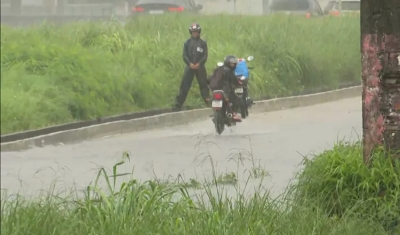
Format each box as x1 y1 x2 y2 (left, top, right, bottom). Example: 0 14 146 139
224 55 238 70
189 23 201 35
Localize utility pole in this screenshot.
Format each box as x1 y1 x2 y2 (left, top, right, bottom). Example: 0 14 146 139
361 0 400 163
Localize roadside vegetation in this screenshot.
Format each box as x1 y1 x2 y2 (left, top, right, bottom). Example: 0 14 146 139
0 14 359 134
1 141 399 234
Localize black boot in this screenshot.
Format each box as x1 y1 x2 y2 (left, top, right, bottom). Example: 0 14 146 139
172 103 182 111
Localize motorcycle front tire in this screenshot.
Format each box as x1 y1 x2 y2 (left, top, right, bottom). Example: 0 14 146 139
240 97 248 119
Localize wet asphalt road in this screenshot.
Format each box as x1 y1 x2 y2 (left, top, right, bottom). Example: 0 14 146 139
1 97 362 198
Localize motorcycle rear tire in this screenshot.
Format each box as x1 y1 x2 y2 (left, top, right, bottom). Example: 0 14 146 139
214 111 225 135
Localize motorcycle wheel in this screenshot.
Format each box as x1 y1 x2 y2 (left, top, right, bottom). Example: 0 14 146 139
240 98 248 119
214 111 225 135
243 86 250 117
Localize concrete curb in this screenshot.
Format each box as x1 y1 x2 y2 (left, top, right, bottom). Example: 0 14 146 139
0 86 361 152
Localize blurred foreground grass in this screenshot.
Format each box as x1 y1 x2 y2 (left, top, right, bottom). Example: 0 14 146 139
1 142 398 235
0 14 360 134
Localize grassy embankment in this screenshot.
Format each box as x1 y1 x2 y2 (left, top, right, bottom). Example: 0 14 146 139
1 14 359 134
1 142 399 234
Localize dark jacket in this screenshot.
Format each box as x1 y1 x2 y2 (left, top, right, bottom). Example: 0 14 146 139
182 37 208 66
208 65 236 96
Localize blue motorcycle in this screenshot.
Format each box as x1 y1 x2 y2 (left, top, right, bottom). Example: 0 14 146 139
234 56 254 118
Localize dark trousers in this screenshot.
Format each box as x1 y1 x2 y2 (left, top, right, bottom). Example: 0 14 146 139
175 65 210 108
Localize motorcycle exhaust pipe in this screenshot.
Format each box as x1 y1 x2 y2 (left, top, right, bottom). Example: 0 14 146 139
227 113 233 118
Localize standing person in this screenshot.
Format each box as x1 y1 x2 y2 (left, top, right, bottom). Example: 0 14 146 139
174 23 210 110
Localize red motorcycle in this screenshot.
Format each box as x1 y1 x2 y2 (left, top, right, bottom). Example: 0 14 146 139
211 90 238 135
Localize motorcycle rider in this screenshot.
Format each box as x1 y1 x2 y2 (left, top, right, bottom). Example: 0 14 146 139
208 55 242 122
235 58 249 97
174 23 210 110
235 58 253 108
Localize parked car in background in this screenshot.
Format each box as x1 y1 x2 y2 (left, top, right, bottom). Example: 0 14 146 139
131 0 202 15
269 0 324 17
323 0 360 16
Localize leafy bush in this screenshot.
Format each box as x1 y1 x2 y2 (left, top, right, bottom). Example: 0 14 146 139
0 14 360 133
290 141 400 233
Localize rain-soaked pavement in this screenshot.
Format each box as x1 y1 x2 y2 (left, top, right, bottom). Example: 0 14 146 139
1 97 362 200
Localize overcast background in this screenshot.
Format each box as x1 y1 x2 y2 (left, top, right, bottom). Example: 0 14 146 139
1 0 331 16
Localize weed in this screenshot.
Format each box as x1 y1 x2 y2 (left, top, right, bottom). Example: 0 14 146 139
288 141 400 233
249 161 269 178
3 140 399 234
215 171 238 185
228 136 270 179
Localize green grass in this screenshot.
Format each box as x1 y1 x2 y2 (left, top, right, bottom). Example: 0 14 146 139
1 142 398 235
0 14 360 134
290 142 400 233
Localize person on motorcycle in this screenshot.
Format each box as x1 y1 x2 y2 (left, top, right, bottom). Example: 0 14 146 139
235 58 249 80
234 58 253 108
174 23 210 110
208 55 242 122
